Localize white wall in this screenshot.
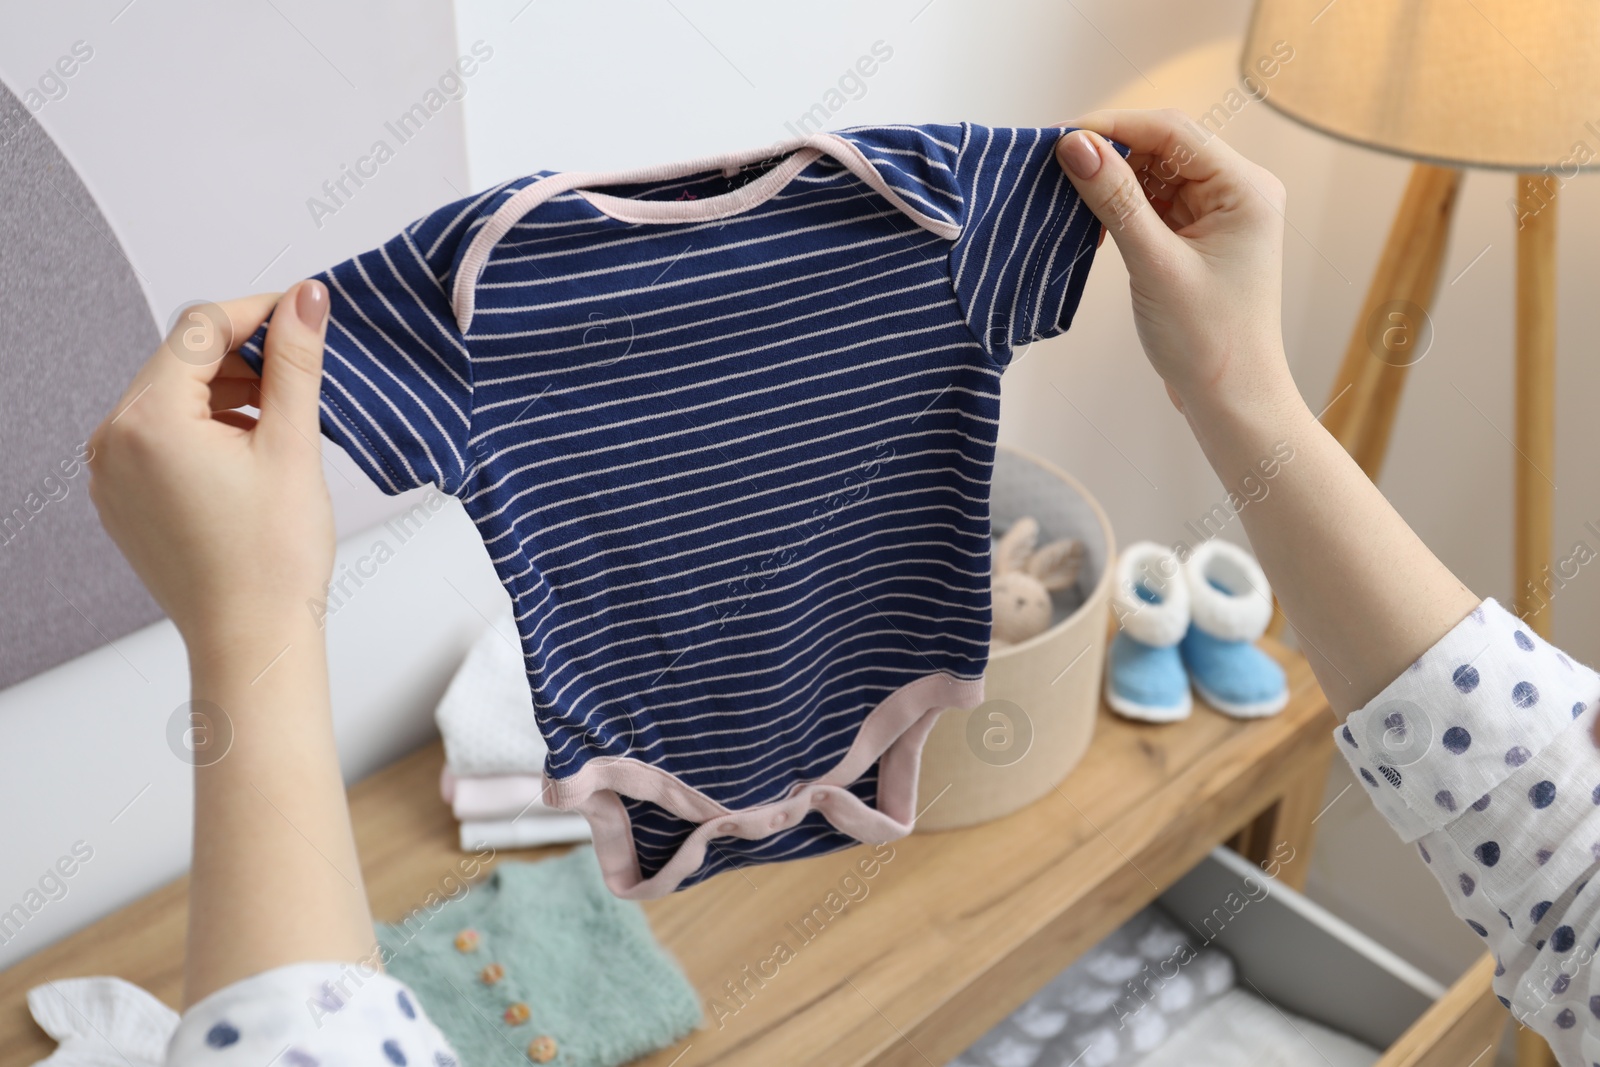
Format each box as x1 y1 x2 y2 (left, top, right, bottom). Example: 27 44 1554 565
1 0 476 538
5 1 1599 1028
0 0 490 966
0 498 507 968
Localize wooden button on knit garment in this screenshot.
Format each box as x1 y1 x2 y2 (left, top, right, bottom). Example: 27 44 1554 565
453 929 480 953
480 962 505 985
526 1035 558 1062
504 1002 531 1025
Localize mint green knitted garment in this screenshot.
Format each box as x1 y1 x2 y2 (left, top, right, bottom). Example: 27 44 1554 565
378 848 701 1066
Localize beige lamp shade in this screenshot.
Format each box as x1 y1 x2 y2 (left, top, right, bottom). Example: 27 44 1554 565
1242 0 1600 170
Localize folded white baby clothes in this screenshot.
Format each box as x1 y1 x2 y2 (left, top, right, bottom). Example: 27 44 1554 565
439 767 552 821
438 766 593 849
435 611 548 778
437 617 594 851
460 815 595 851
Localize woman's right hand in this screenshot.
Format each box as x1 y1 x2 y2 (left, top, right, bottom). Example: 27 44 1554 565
1055 109 1299 422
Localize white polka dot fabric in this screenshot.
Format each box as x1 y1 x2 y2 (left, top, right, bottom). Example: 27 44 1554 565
165 963 457 1067
29 964 458 1067
1336 597 1600 1064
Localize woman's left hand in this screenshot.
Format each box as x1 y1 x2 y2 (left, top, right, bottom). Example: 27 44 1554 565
88 281 334 663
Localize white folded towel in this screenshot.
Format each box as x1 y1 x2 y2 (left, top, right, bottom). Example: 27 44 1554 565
435 617 595 852
435 611 548 778
440 767 558 822
460 815 594 851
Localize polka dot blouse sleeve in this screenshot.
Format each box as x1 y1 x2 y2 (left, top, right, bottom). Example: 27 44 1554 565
165 962 459 1067
1336 597 1600 1064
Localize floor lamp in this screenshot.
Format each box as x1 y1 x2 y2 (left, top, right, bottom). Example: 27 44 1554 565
1242 2 1597 1063
1243 0 1596 637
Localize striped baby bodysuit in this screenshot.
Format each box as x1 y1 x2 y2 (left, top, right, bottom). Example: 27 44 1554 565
241 123 1109 898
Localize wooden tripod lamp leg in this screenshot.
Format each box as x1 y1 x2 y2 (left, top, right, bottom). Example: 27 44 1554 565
1507 174 1561 1067
1266 163 1459 641
1322 163 1461 477
1514 175 1558 640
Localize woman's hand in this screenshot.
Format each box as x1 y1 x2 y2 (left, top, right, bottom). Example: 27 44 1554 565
1056 109 1297 422
88 281 333 663
1053 108 1478 721
91 282 380 1001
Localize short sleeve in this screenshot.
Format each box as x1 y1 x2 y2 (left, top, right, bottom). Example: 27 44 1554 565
237 185 519 496
948 124 1113 365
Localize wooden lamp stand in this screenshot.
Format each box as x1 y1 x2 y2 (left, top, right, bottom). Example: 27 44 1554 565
1317 164 1558 641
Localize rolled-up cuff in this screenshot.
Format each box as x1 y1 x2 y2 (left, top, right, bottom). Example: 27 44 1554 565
1336 598 1596 843
167 961 457 1066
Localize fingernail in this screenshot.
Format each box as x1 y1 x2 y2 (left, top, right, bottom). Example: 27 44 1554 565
1061 131 1102 180
294 279 328 328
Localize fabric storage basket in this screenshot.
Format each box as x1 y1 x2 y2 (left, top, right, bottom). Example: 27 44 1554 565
916 443 1115 832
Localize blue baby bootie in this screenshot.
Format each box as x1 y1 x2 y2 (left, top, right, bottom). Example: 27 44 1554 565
1180 540 1287 718
1105 542 1192 722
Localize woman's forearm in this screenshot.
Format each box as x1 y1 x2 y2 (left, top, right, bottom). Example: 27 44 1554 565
1180 357 1480 718
185 622 376 1005
1055 110 1592 1059
84 281 376 1005
1052 117 1479 716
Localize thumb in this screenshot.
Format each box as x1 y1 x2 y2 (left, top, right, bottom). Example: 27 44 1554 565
257 279 329 448
1056 129 1177 274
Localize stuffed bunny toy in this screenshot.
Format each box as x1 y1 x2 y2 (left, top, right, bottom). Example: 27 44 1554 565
991 517 1085 648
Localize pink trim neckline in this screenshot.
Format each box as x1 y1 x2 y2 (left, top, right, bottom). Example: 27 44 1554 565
543 670 984 899
450 132 963 333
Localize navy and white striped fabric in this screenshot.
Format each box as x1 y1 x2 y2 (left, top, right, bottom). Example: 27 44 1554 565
241 123 1107 896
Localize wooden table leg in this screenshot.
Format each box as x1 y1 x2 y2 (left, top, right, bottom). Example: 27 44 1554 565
1228 727 1335 891
1514 1024 1559 1067
1375 955 1507 1067
1514 175 1558 639
1321 163 1460 477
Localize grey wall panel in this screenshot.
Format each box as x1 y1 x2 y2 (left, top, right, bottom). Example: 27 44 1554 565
0 81 162 689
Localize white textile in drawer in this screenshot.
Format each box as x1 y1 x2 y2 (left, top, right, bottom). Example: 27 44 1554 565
1134 987 1377 1067
948 905 1236 1067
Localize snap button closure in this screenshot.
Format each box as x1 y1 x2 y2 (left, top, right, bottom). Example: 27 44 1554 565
719 821 737 833
504 1002 531 1025
527 1035 558 1062
770 812 788 829
480 962 505 985
453 929 480 953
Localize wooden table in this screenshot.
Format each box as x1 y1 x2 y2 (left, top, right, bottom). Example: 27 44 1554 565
2 640 1341 1066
